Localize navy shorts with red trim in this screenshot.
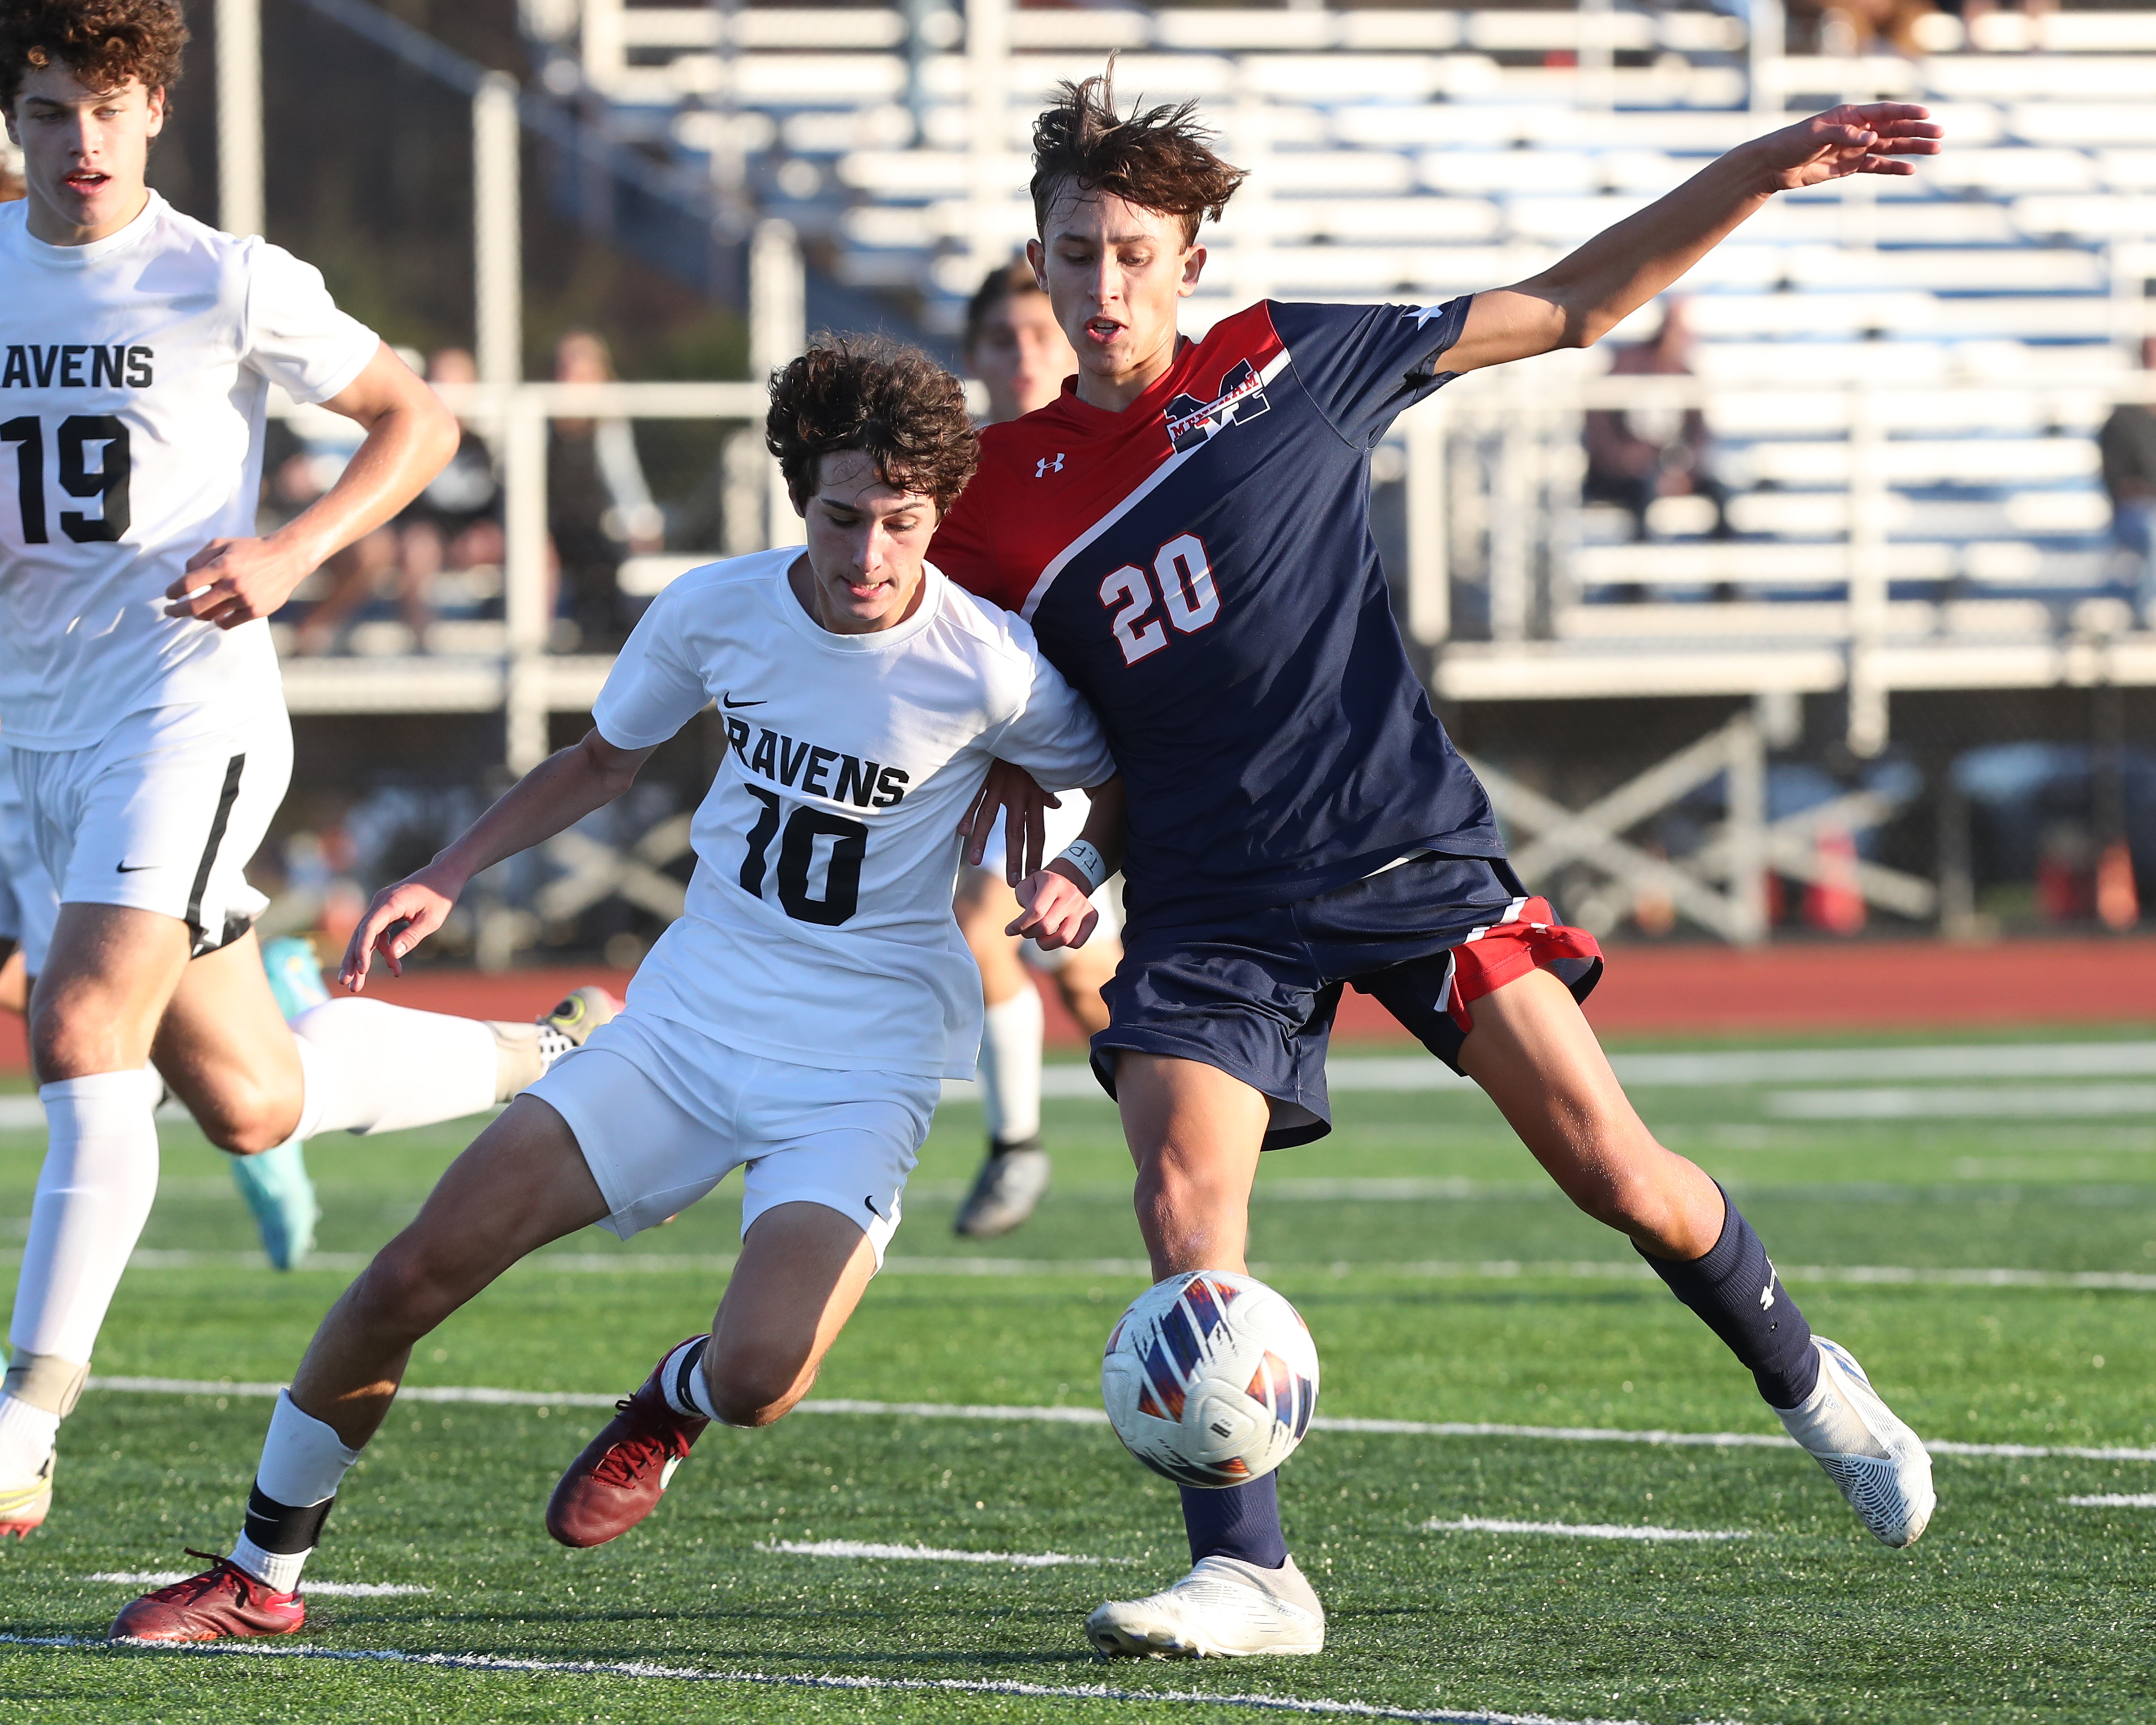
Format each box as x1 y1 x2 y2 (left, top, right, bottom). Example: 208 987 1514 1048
1092 853 1603 1150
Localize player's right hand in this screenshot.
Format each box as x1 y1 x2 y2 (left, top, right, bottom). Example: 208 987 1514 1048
341 867 463 991
1007 864 1098 951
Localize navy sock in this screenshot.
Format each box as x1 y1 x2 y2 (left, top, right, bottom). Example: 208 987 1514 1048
1180 1473 1287 1570
1637 1190 1819 1409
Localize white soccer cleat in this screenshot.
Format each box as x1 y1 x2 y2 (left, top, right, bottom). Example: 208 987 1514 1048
1776 1336 1935 1548
1085 1554 1325 1659
0 1449 54 1540
490 986 622 1101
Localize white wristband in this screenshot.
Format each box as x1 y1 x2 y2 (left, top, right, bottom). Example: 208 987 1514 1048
1052 839 1110 897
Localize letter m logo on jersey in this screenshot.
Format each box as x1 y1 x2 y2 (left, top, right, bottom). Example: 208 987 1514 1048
1162 359 1271 453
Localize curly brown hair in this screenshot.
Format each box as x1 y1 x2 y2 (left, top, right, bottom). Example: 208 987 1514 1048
765 335 979 519
1030 69 1246 247
1 0 188 114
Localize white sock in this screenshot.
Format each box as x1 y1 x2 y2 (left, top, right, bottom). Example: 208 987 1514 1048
290 998 499 1137
978 987 1044 1147
656 1336 722 1421
0 1394 59 1479
229 1389 361 1592
2 1071 163 1472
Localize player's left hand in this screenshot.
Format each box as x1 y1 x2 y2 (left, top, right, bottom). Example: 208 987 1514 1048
340 863 465 991
1008 862 1099 951
1752 104 1942 192
166 535 311 628
961 759 1060 883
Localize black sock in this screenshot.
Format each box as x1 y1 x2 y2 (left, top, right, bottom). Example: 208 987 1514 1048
1637 1189 1819 1409
241 1480 335 1556
1180 1474 1287 1570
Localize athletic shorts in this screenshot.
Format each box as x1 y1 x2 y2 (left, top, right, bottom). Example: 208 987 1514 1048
9 702 289 959
1094 854 1604 1150
964 786 1125 969
0 755 59 975
525 1009 938 1261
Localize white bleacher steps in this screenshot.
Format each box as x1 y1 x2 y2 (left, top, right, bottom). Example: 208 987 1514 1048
1552 598 2099 643
1568 541 2114 592
277 655 618 719
1434 634 2156 704
1739 438 2098 488
1726 493 2112 541
2009 105 2156 147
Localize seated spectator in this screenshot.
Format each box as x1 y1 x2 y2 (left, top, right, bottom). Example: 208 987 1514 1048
548 329 662 650
1583 299 1731 548
293 347 489 655
2099 336 2156 626
399 347 505 634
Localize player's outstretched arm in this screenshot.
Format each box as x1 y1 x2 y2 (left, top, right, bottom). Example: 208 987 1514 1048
1009 775 1126 951
340 729 658 991
166 343 461 630
1440 104 1942 374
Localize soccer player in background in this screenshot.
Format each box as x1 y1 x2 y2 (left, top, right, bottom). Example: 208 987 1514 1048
112 336 1121 1642
0 772 326 1272
934 75 1945 1657
951 260 1124 1237
0 0 611 1539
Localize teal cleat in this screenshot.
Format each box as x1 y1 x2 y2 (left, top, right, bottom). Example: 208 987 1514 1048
259 936 332 1019
232 937 331 1270
229 1135 319 1272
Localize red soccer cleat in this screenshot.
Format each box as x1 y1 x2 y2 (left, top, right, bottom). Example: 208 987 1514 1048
109 1551 306 1642
546 1338 710 1548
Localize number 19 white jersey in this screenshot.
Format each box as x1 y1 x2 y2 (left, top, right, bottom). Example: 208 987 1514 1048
0 193 378 749
593 550 1117 1079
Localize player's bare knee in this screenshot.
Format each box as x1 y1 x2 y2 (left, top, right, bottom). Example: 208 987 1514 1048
703 1342 808 1427
352 1242 464 1339
202 1095 300 1157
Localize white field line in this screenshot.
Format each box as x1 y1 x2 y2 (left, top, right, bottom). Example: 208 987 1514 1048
758 1539 1098 1567
67 1248 2156 1295
1769 1085 2156 1119
1424 1518 1748 1544
0 1636 1732 1725
2061 1493 2156 1508
84 1573 429 1597
84 1376 2156 1463
0 1043 2147 1133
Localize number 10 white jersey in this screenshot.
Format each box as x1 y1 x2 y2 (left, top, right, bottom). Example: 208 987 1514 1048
593 550 1116 1079
0 193 378 750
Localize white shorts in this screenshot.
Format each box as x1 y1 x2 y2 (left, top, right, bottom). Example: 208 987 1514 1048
9 701 289 958
525 1009 937 1262
0 754 59 975
965 786 1124 970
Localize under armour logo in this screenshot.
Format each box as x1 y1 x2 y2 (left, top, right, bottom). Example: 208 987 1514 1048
1035 453 1065 477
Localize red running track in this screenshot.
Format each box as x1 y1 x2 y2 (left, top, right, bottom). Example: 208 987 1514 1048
0 937 2149 1071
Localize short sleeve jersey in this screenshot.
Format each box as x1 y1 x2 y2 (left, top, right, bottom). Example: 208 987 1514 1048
593 550 1115 1079
932 298 1500 924
0 193 378 750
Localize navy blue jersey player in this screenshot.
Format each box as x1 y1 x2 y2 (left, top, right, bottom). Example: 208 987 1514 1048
936 75 1945 1659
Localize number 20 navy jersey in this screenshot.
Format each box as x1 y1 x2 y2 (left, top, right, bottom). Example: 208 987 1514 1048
932 296 1503 923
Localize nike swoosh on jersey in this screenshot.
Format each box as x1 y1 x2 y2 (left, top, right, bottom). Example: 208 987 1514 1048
722 694 766 708
115 861 157 873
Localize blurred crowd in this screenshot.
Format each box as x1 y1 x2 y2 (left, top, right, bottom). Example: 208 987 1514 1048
268 329 663 656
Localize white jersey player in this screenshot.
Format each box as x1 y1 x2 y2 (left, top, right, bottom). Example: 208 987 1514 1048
113 335 1121 1644
0 2 613 1539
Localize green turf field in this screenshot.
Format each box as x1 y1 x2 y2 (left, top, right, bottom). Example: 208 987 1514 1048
1 1028 2152 1723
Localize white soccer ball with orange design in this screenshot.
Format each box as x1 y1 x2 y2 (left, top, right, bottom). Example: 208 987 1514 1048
1100 1270 1320 1488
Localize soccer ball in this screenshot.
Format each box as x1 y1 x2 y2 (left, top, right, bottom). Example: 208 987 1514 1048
1100 1270 1320 1489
